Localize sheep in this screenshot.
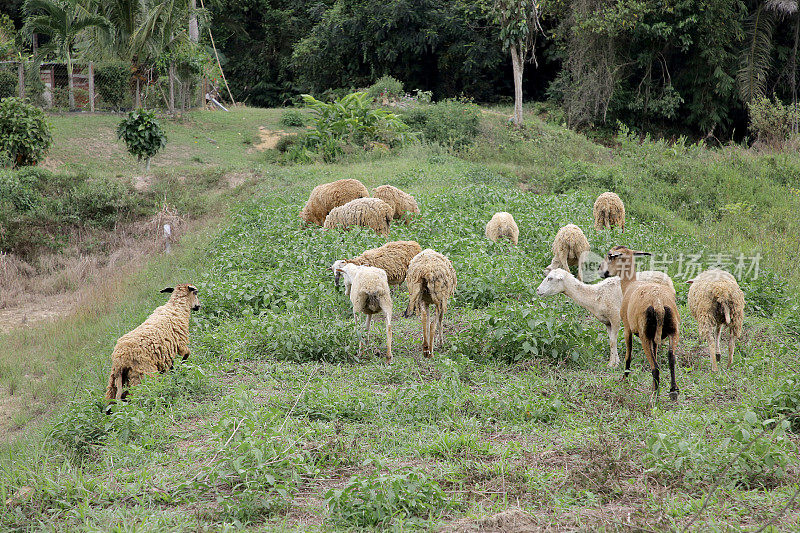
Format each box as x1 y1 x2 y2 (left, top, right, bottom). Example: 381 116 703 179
403 249 457 357
485 212 519 245
300 178 369 226
373 185 420 222
543 224 591 282
323 197 394 236
593 192 626 232
333 240 422 288
599 246 681 400
687 269 745 372
332 262 393 362
536 268 676 367
105 284 201 401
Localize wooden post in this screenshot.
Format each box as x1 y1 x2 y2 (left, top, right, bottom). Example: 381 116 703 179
168 62 175 114
135 78 141 108
88 61 95 112
17 62 24 98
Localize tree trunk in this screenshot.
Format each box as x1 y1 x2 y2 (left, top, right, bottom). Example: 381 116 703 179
145 157 151 172
510 44 524 127
189 0 199 43
792 14 799 134
67 54 75 110
135 78 141 108
168 62 175 114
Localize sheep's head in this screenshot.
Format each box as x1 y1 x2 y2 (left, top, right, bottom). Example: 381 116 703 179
331 260 348 287
599 246 650 279
161 284 201 311
536 269 567 297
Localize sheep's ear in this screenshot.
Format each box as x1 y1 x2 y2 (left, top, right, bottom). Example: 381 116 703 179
160 287 174 293
686 279 695 285
187 285 197 293
632 251 651 257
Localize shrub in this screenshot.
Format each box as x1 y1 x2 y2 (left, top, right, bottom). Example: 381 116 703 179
762 378 800 432
0 97 53 167
325 462 451 526
280 109 306 127
116 109 167 171
748 96 794 150
401 99 481 148
275 134 298 153
367 75 404 102
0 68 16 99
94 62 130 110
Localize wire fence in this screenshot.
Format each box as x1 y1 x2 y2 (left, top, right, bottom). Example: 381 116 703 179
0 60 214 113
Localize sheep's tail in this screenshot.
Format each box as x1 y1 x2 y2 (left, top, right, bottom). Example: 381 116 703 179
719 299 731 325
365 291 381 313
645 298 665 347
404 278 424 318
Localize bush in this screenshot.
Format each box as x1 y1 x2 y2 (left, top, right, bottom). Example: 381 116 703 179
748 96 794 150
367 75 404 102
401 99 481 148
762 378 800 432
0 97 52 168
275 134 298 153
0 68 16 99
94 62 130 110
116 109 167 171
280 109 306 127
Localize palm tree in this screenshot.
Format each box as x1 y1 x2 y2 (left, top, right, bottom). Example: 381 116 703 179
739 0 800 131
22 0 109 109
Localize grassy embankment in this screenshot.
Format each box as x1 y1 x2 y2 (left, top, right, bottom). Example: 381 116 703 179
0 105 798 531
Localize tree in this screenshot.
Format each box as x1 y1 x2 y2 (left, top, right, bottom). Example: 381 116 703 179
22 0 109 109
493 0 542 126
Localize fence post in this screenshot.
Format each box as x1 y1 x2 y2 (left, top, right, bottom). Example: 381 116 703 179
88 61 95 112
17 62 24 99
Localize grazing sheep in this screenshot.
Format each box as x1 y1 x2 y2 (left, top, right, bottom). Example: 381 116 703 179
403 249 457 357
593 192 626 232
485 212 519 245
687 269 745 372
332 262 393 362
300 178 369 226
105 284 201 401
373 185 420 222
323 197 394 236
600 246 681 400
334 240 422 287
537 268 675 367
543 224 591 281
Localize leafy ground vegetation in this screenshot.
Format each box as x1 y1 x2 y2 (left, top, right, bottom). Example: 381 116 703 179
0 106 799 531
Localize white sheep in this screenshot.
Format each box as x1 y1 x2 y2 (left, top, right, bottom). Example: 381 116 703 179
332 262 393 362
373 185 420 222
300 178 369 226
593 192 625 232
105 284 201 401
687 269 745 372
323 197 394 236
403 249 457 357
485 212 519 245
600 246 681 400
537 268 675 367
543 224 590 281
333 240 422 288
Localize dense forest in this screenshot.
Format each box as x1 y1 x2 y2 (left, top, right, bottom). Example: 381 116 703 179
4 0 800 137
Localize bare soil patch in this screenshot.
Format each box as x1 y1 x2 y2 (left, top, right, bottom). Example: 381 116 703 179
254 127 293 151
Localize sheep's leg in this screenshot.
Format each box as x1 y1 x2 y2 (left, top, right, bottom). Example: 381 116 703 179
114 373 124 401
707 329 718 373
622 328 633 380
385 308 393 363
576 254 584 282
715 325 723 363
179 345 190 361
435 304 445 348
355 311 364 358
728 330 735 368
365 314 372 348
421 306 431 357
642 337 659 395
667 335 679 401
607 322 620 368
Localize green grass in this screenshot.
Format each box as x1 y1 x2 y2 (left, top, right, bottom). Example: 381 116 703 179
1 106 799 531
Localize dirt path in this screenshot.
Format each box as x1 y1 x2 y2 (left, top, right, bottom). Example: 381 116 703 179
0 295 75 334
255 127 293 150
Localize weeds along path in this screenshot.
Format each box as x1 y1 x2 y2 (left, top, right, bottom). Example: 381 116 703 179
0 149 797 531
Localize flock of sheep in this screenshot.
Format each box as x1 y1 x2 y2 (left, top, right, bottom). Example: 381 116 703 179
104 179 746 403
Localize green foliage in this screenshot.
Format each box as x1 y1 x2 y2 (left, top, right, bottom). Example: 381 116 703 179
401 99 481 148
0 13 16 60
492 0 541 55
116 109 167 166
0 97 52 167
300 91 415 161
762 378 800 432
280 108 306 127
747 96 794 149
367 75 404 101
94 62 130 110
325 462 451 526
0 68 16 99
51 396 109 460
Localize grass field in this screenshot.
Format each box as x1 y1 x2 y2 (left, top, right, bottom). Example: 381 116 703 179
0 106 798 531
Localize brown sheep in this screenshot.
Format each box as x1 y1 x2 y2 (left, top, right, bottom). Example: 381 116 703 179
485 212 519 245
336 240 422 287
687 269 745 372
600 246 681 400
593 192 626 232
105 284 201 401
323 197 394 236
373 185 420 222
300 179 368 226
403 249 457 357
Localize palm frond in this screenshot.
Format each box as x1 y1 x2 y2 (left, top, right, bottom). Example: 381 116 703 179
766 0 798 15
738 4 777 103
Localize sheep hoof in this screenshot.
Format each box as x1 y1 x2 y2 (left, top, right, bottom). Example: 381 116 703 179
716 353 721 363
669 389 679 401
